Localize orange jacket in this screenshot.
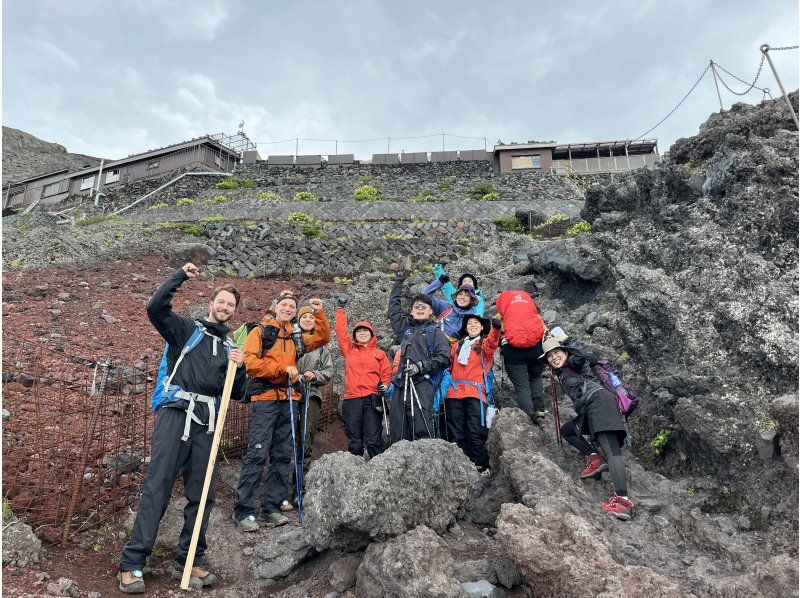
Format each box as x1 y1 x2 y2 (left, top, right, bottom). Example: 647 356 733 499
336 308 391 399
243 308 331 401
446 326 501 401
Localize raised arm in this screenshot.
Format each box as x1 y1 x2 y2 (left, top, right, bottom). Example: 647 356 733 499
147 267 193 347
335 307 354 356
388 275 411 339
303 299 332 352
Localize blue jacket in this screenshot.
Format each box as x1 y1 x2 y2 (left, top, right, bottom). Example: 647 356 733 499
431 265 485 316
422 277 478 340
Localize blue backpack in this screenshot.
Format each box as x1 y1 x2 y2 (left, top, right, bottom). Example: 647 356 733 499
150 321 233 411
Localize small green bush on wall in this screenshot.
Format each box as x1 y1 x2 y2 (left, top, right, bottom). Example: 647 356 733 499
294 191 316 201
354 185 381 201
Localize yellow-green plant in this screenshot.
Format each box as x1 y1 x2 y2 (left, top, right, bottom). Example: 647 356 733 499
258 191 284 200
205 195 229 204
288 211 313 224
215 178 239 190
148 203 168 210
177 197 196 206
493 216 525 233
651 428 670 455
354 185 381 201
566 220 591 237
294 191 316 201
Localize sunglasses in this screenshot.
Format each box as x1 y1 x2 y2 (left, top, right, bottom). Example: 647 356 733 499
412 303 431 310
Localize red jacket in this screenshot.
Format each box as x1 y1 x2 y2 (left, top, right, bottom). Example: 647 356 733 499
447 327 501 401
496 290 544 349
336 308 391 399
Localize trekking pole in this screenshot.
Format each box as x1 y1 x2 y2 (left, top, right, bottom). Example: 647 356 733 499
408 377 434 439
381 392 390 436
401 365 410 441
180 359 237 590
549 366 562 446
406 359 415 441
298 380 311 522
287 380 303 523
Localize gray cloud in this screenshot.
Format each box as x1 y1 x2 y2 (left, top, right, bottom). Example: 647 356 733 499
3 0 797 160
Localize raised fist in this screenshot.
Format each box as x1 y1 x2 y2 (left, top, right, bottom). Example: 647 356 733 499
182 263 200 278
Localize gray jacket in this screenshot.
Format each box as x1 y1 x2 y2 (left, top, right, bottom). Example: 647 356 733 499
296 345 334 400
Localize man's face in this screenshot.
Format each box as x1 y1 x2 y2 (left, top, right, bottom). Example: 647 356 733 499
546 349 568 369
208 290 237 324
411 301 433 321
455 290 472 308
465 318 483 338
461 277 475 288
298 312 315 331
276 298 297 323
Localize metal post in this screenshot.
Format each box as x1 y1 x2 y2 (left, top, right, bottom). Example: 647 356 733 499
93 158 105 206
387 137 390 154
710 60 724 111
760 44 800 130
624 142 631 170
442 133 445 152
484 137 487 152
335 140 338 155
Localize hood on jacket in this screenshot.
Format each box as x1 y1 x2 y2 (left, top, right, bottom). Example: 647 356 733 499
201 318 231 337
352 320 378 346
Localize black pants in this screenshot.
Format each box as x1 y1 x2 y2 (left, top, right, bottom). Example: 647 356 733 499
389 378 435 443
288 395 322 500
233 401 293 519
445 398 489 469
342 396 385 458
501 343 545 415
561 420 628 496
120 405 216 571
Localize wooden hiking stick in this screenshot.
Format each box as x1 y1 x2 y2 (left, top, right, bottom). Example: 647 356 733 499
180 359 237 590
549 366 562 446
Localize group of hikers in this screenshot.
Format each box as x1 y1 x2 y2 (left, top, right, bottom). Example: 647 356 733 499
117 262 635 593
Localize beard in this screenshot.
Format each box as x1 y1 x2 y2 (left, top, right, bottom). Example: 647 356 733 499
211 307 232 323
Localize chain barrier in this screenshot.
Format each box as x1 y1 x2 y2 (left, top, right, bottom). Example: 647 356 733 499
713 56 769 96
769 45 799 51
633 63 711 142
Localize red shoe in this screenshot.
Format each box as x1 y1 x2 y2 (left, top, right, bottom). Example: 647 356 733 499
601 495 634 520
580 453 607 479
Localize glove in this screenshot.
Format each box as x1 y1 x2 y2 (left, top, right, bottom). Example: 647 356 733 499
337 295 348 308
377 383 388 394
433 264 444 278
406 362 421 377
491 317 502 329
438 274 450 284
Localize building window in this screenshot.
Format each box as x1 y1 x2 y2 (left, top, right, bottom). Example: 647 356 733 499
511 155 542 170
41 182 61 198
80 176 95 190
147 160 159 170
105 170 120 184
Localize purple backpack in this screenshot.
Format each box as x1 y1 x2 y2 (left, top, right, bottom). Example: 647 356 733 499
594 360 640 416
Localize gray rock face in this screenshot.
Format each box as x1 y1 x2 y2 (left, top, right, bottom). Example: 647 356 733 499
45 577 81 597
355 525 467 598
2 518 44 567
461 580 507 598
303 439 479 550
525 238 603 282
168 242 215 265
249 526 316 580
328 554 361 592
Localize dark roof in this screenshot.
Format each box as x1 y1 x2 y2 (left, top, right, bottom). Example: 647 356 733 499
66 136 238 178
5 168 70 187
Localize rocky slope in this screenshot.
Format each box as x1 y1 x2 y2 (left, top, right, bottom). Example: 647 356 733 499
2 126 101 186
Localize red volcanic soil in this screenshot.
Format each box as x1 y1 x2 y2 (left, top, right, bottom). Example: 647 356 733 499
2 255 347 596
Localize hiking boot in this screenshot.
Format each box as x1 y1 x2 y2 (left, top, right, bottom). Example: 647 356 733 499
170 563 217 588
601 495 635 521
530 412 546 427
233 513 260 532
260 511 289 526
580 453 608 479
118 570 145 594
280 499 294 512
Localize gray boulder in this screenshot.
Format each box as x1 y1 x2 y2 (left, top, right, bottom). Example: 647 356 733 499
2 518 44 568
250 526 316 580
525 239 603 282
168 242 215 264
355 525 467 598
303 439 479 550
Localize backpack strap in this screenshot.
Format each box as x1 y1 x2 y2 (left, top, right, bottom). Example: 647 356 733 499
164 321 207 390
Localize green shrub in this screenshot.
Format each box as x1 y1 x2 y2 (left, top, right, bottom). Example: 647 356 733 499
2 497 13 523
493 216 525 233
176 223 204 237
357 175 372 184
301 222 326 239
288 211 313 224
438 179 453 191
205 195 229 204
176 197 196 206
468 181 499 200
354 185 381 201
566 220 591 237
148 203 168 210
532 214 568 230
651 428 670 455
215 178 239 190
294 191 316 201
76 214 118 226
410 188 436 202
382 233 412 240
200 215 228 223
241 179 258 189
258 191 284 200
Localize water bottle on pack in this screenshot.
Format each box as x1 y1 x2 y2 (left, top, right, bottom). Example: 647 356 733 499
607 371 622 388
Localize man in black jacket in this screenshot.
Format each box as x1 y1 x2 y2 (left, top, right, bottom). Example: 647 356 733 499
118 263 248 594
387 272 451 443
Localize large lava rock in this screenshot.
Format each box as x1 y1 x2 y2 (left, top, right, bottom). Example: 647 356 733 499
2 518 44 567
355 525 467 598
496 502 682 598
302 439 479 550
249 526 315 580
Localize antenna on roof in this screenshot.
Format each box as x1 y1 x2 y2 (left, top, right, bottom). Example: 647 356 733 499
238 120 245 134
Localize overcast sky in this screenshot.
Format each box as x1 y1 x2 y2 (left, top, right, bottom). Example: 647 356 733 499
3 1 798 161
